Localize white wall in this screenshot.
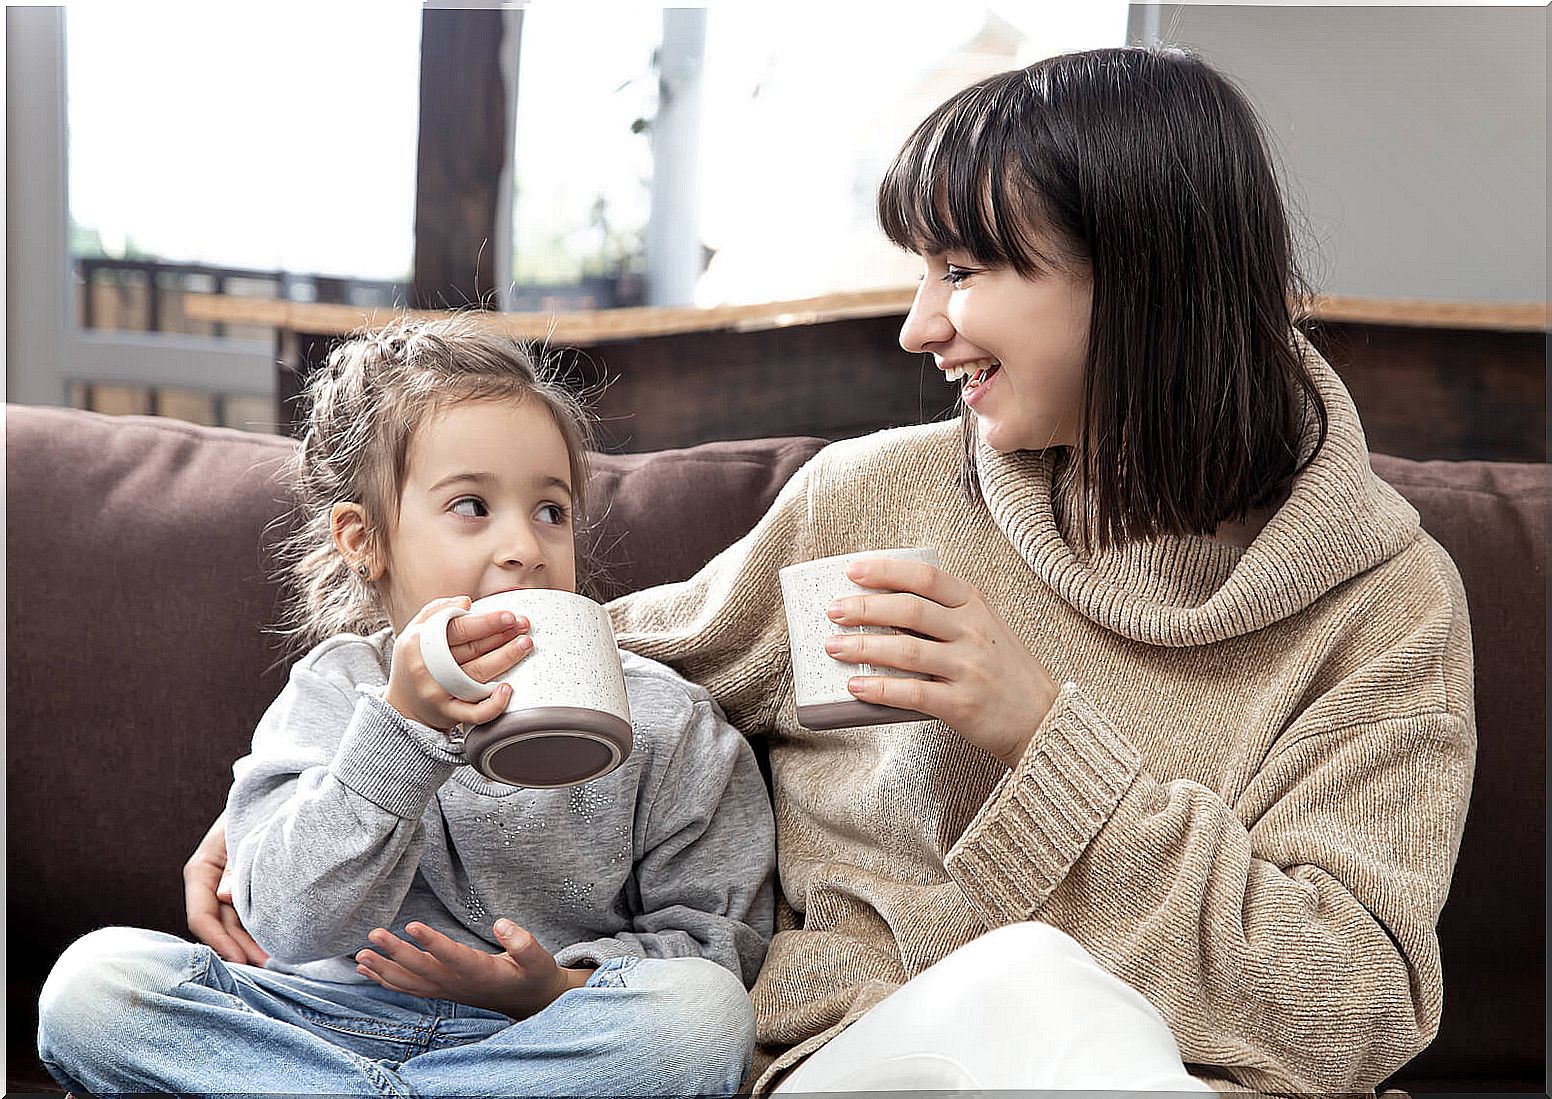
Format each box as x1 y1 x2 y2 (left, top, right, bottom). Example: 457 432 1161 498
1130 3 1546 303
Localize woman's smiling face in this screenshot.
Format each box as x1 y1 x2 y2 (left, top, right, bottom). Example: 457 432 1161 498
899 242 1093 454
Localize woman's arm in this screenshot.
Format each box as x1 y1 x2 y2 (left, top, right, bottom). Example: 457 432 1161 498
825 548 1474 1093
608 450 818 734
956 693 1470 1092
182 810 269 966
947 643 1473 1092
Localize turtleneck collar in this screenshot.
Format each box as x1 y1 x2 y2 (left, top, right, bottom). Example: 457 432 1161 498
975 336 1420 647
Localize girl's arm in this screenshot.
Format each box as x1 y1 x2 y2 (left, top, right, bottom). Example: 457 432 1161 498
226 647 461 964
229 611 528 964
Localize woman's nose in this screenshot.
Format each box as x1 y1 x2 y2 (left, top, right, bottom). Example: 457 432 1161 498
898 279 953 354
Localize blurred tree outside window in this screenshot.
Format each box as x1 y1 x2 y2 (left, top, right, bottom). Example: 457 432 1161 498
508 4 659 311
507 2 1127 310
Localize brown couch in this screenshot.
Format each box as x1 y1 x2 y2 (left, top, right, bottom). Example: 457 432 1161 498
7 403 1546 1092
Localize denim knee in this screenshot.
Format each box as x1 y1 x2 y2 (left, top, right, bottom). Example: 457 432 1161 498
37 926 198 1063
635 957 756 1090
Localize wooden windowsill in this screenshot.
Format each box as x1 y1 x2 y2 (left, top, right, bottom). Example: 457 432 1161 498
181 287 1549 341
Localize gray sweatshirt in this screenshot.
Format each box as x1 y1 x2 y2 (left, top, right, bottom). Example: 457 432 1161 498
226 629 776 988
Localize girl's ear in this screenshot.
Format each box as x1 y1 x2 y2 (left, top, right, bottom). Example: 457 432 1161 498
330 503 379 580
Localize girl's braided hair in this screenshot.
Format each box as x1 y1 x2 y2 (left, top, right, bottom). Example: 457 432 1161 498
273 313 594 653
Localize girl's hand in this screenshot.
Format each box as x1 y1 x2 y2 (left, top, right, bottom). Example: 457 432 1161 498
355 919 593 1020
385 597 531 731
183 813 270 966
824 556 1060 769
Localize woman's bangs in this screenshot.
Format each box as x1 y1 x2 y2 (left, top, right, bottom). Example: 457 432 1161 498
878 82 1043 271
878 116 967 257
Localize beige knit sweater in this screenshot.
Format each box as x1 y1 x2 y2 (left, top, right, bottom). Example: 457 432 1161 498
607 346 1475 1096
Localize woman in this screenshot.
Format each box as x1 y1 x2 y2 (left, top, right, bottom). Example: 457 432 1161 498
185 47 1473 1094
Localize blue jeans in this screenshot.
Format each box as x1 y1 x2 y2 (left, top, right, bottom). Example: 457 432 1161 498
38 927 754 1097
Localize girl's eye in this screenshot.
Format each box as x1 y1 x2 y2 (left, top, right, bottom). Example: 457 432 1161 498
450 496 488 518
536 503 570 526
941 265 977 287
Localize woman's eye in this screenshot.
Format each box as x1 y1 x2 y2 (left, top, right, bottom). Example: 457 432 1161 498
537 503 570 526
941 265 976 287
450 496 488 518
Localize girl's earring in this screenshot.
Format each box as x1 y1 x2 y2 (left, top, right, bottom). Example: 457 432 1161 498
356 561 371 579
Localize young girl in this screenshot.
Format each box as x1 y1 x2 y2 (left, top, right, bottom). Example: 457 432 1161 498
38 315 776 1097
183 47 1474 1095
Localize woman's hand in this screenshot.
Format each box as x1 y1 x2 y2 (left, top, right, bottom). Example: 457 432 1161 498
183 812 270 966
356 919 593 1020
824 556 1060 769
385 598 532 732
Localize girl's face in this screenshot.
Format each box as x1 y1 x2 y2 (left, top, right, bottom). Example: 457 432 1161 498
900 243 1093 453
376 395 578 633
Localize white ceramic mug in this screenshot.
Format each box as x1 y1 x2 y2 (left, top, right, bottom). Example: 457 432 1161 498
779 547 940 731
419 589 632 788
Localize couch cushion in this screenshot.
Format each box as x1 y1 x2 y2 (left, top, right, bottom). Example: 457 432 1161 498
583 437 826 601
1371 454 1548 1089
8 408 300 970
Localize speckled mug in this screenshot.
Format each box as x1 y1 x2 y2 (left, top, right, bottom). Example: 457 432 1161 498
779 547 940 730
419 589 632 788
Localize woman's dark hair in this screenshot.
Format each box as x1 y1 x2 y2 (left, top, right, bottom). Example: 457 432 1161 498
878 46 1327 548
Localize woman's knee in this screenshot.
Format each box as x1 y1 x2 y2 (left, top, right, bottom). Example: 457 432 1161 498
936 920 1089 985
38 927 201 1052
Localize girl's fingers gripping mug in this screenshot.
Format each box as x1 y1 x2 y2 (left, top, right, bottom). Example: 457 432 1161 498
418 589 632 788
779 547 940 730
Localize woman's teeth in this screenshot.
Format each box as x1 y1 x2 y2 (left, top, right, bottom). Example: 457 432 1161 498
944 359 1000 386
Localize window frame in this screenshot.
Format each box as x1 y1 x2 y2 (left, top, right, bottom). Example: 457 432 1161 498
6 7 273 409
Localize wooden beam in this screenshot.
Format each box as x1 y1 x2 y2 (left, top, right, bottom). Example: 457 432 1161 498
1307 295 1548 333
184 287 1550 342
181 286 920 342
411 7 513 310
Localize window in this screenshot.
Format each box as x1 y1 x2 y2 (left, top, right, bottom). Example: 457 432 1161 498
504 2 1129 309
33 4 422 429
693 1 1129 305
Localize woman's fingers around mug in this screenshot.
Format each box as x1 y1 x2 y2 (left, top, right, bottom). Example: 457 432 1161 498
826 590 957 640
846 672 953 721
825 628 949 678
845 556 971 607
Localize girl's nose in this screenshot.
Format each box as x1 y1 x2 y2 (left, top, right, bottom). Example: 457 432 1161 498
898 278 953 354
497 522 544 571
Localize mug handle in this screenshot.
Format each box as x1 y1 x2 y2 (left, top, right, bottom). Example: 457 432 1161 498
417 604 495 702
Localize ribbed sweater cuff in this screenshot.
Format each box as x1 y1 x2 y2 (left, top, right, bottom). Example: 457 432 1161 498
946 682 1141 926
332 695 458 818
554 937 642 970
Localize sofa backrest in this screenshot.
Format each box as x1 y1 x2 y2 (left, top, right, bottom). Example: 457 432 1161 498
6 404 1545 1088
1368 454 1547 1087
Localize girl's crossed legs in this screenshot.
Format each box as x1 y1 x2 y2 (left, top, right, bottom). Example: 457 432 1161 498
38 926 753 1098
775 921 1214 1094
